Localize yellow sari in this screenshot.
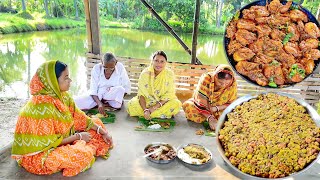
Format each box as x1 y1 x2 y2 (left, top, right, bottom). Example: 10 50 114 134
182 64 237 123
127 65 181 118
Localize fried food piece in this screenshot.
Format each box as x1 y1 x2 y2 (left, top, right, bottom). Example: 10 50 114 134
299 38 319 52
290 9 308 22
268 0 282 14
287 23 300 42
226 20 238 39
233 47 255 62
300 58 315 75
289 63 306 82
237 19 256 31
253 53 274 64
284 42 302 57
243 5 270 20
304 22 320 39
248 38 265 54
270 29 286 41
236 61 268 86
304 49 320 60
235 29 257 46
255 24 272 38
263 39 283 57
227 39 244 55
276 49 296 69
263 65 285 85
279 1 292 13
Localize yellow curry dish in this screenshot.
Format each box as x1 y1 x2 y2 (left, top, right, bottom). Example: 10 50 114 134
219 93 320 178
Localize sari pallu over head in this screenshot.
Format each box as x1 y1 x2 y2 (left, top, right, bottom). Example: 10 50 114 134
12 60 92 157
137 64 176 107
192 64 237 115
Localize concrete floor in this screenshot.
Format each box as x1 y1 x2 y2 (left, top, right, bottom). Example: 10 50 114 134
1 102 320 179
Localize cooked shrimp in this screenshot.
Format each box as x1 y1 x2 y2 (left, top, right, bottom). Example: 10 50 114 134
235 29 257 46
253 53 273 64
290 9 308 22
263 39 283 57
300 58 315 75
299 38 319 52
288 23 300 42
304 22 320 39
233 47 256 62
270 29 286 41
237 19 256 31
284 42 302 57
227 40 244 55
304 49 320 60
226 20 238 39
255 24 272 38
248 38 265 54
263 65 285 85
279 1 292 13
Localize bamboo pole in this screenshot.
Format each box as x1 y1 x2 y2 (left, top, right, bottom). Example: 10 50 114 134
191 0 200 64
139 0 202 65
83 0 92 53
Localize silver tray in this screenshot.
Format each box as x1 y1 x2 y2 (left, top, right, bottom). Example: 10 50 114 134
143 142 177 164
215 92 320 179
177 143 213 166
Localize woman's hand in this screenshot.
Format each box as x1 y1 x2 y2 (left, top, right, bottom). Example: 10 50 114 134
79 132 92 142
144 109 151 120
208 116 217 130
102 133 113 146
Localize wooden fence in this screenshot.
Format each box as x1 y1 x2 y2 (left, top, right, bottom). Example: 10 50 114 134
85 53 320 106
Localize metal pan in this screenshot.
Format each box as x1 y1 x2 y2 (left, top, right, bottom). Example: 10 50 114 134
215 92 320 179
223 0 320 88
177 143 213 166
144 142 177 164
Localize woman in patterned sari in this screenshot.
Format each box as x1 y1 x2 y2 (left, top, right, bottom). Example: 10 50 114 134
182 64 237 130
11 60 113 177
127 50 181 119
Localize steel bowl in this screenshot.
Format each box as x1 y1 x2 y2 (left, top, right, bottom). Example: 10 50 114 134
215 92 320 179
223 0 320 88
176 143 213 166
144 142 177 164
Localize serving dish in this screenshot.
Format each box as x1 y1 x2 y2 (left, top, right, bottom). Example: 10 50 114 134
224 0 320 88
216 92 320 179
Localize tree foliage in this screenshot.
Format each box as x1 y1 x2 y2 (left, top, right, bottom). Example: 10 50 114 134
0 0 319 32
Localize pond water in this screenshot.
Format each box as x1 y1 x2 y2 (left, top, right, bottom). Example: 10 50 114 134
0 28 228 99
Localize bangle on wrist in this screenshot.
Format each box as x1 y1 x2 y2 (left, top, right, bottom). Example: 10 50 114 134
75 133 82 140
207 115 213 121
215 105 220 112
144 109 150 113
97 125 102 135
158 101 163 107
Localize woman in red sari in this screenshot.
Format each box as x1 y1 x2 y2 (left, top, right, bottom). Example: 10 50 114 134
182 64 237 130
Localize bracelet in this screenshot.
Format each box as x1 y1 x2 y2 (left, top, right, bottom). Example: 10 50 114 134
207 115 213 121
158 101 163 107
215 105 220 112
75 133 82 140
144 109 150 113
97 125 102 135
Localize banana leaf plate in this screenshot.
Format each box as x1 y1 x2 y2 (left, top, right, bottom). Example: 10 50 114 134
85 109 116 124
135 117 176 132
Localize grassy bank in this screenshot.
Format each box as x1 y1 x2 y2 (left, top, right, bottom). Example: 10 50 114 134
0 12 130 34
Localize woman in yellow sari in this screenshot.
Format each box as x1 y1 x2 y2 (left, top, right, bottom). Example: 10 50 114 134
11 60 113 177
182 64 237 130
127 50 181 119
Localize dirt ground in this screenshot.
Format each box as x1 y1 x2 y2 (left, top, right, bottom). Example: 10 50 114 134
0 98 27 150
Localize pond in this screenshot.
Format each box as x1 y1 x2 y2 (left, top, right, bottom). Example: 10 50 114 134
0 28 228 99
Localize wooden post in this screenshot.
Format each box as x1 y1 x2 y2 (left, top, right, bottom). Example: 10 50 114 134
83 0 92 53
191 0 200 64
89 0 101 55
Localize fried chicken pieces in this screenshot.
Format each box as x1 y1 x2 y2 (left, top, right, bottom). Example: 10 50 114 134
226 0 320 87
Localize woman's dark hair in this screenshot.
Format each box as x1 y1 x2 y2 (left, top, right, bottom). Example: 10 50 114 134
152 50 167 61
55 61 68 79
102 52 117 63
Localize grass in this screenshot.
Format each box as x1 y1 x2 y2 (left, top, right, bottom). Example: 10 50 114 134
0 12 86 34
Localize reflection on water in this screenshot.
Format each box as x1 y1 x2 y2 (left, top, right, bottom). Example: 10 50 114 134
0 28 227 99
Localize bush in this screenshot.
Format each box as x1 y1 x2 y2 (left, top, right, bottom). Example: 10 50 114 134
16 11 34 20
